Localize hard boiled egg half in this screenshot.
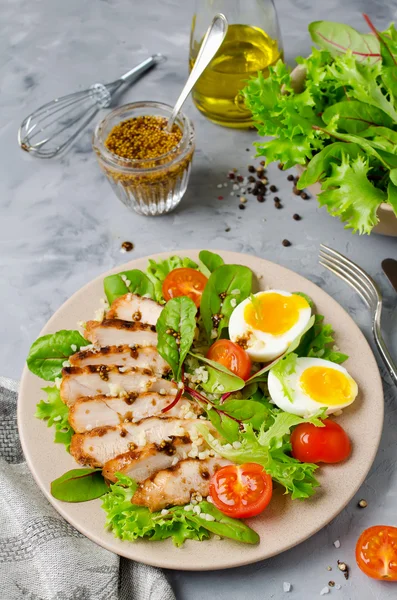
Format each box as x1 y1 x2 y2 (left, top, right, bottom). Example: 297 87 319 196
268 357 358 416
228 290 312 362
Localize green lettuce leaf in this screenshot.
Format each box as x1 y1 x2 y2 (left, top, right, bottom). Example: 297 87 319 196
35 386 74 451
318 154 387 234
309 20 381 63
146 256 199 303
270 353 298 403
102 474 259 545
322 101 393 134
103 270 154 304
296 314 348 363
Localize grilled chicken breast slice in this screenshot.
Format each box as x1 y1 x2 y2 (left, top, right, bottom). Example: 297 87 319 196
84 319 157 347
60 365 176 406
69 344 170 374
132 458 231 512
69 393 201 433
107 293 162 325
103 437 195 483
70 417 207 467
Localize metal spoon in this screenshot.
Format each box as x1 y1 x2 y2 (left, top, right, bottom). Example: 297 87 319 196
166 13 228 132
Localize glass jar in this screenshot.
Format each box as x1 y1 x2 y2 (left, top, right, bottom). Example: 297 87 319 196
190 0 283 128
93 102 195 216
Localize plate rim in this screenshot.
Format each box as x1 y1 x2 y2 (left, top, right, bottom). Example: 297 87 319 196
18 249 384 570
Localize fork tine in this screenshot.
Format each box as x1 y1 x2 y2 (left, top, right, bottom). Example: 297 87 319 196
319 249 378 306
320 244 381 299
319 260 372 307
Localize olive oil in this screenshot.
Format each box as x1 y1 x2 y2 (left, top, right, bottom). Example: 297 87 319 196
189 24 281 128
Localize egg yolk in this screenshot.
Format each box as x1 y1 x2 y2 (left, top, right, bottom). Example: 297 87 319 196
300 366 353 405
244 293 309 335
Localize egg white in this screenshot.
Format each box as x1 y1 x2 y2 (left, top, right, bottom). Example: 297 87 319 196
228 290 312 362
268 357 358 417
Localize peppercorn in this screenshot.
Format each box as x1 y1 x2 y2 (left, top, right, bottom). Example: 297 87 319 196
252 188 259 196
237 175 244 182
274 196 280 202
301 192 310 200
256 168 265 178
238 204 246 210
278 163 284 170
248 165 256 173
217 196 224 200
287 174 294 181
105 115 182 160
240 196 247 204
260 177 268 185
328 581 335 588
293 187 301 195
248 175 256 183
225 227 231 232
121 241 134 252
270 185 278 192
337 561 349 580
275 201 282 209
293 213 301 221
260 160 265 166
282 239 291 247
358 499 367 508
257 195 265 203
246 148 250 151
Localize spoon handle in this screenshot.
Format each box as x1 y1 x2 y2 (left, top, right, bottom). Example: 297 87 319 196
167 13 228 131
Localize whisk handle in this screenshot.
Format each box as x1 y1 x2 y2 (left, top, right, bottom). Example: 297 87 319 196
119 54 166 84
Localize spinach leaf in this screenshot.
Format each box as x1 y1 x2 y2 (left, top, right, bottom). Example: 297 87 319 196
190 501 259 544
189 353 245 394
146 256 199 303
220 399 270 430
27 330 88 381
35 386 74 451
198 250 224 277
51 468 108 502
200 264 253 339
208 409 240 443
309 20 380 63
104 270 154 304
156 297 197 380
322 101 393 134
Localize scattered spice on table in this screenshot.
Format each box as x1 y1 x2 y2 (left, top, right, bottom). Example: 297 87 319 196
282 239 291 247
248 165 256 173
105 115 182 159
257 195 265 203
240 196 247 204
301 192 310 200
238 204 246 210
270 185 278 192
287 174 294 181
278 162 284 170
358 499 368 509
218 196 224 200
337 560 349 580
328 581 335 588
121 241 134 252
293 213 301 221
225 227 231 232
326 566 332 572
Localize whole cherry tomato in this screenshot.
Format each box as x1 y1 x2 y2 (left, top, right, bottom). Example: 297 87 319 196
291 419 351 463
206 339 252 380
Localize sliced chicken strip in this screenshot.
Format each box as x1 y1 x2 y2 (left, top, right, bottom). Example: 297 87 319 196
69 393 201 433
70 417 207 467
60 365 176 407
132 458 231 512
84 319 157 347
103 437 195 483
107 293 162 325
69 344 170 374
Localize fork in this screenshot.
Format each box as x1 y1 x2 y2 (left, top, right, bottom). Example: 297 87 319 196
319 244 397 386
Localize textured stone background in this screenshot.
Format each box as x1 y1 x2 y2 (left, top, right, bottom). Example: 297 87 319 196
1 0 397 598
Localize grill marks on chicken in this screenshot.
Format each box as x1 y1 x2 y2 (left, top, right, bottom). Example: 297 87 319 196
106 293 163 325
69 344 170 374
132 458 231 512
70 418 206 467
68 393 201 433
85 319 158 347
60 366 177 407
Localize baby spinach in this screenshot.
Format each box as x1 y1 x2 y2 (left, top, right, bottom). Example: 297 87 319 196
198 250 224 277
207 409 240 443
189 352 245 394
51 468 108 502
200 264 253 339
220 399 270 430
27 330 88 381
104 270 154 304
156 296 197 380
189 501 259 545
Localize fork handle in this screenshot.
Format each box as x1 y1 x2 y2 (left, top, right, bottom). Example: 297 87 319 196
373 317 397 386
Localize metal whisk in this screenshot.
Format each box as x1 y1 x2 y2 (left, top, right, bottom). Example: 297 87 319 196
18 54 166 159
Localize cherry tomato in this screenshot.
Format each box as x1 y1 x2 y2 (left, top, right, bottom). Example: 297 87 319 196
162 268 208 307
291 419 351 464
356 526 397 580
209 463 272 518
206 339 252 380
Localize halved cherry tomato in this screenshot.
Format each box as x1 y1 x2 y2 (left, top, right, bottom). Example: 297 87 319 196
291 419 351 464
356 526 397 580
162 268 208 307
206 339 252 380
209 463 272 518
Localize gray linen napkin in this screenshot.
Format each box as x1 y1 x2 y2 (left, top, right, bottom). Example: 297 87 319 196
0 376 176 600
